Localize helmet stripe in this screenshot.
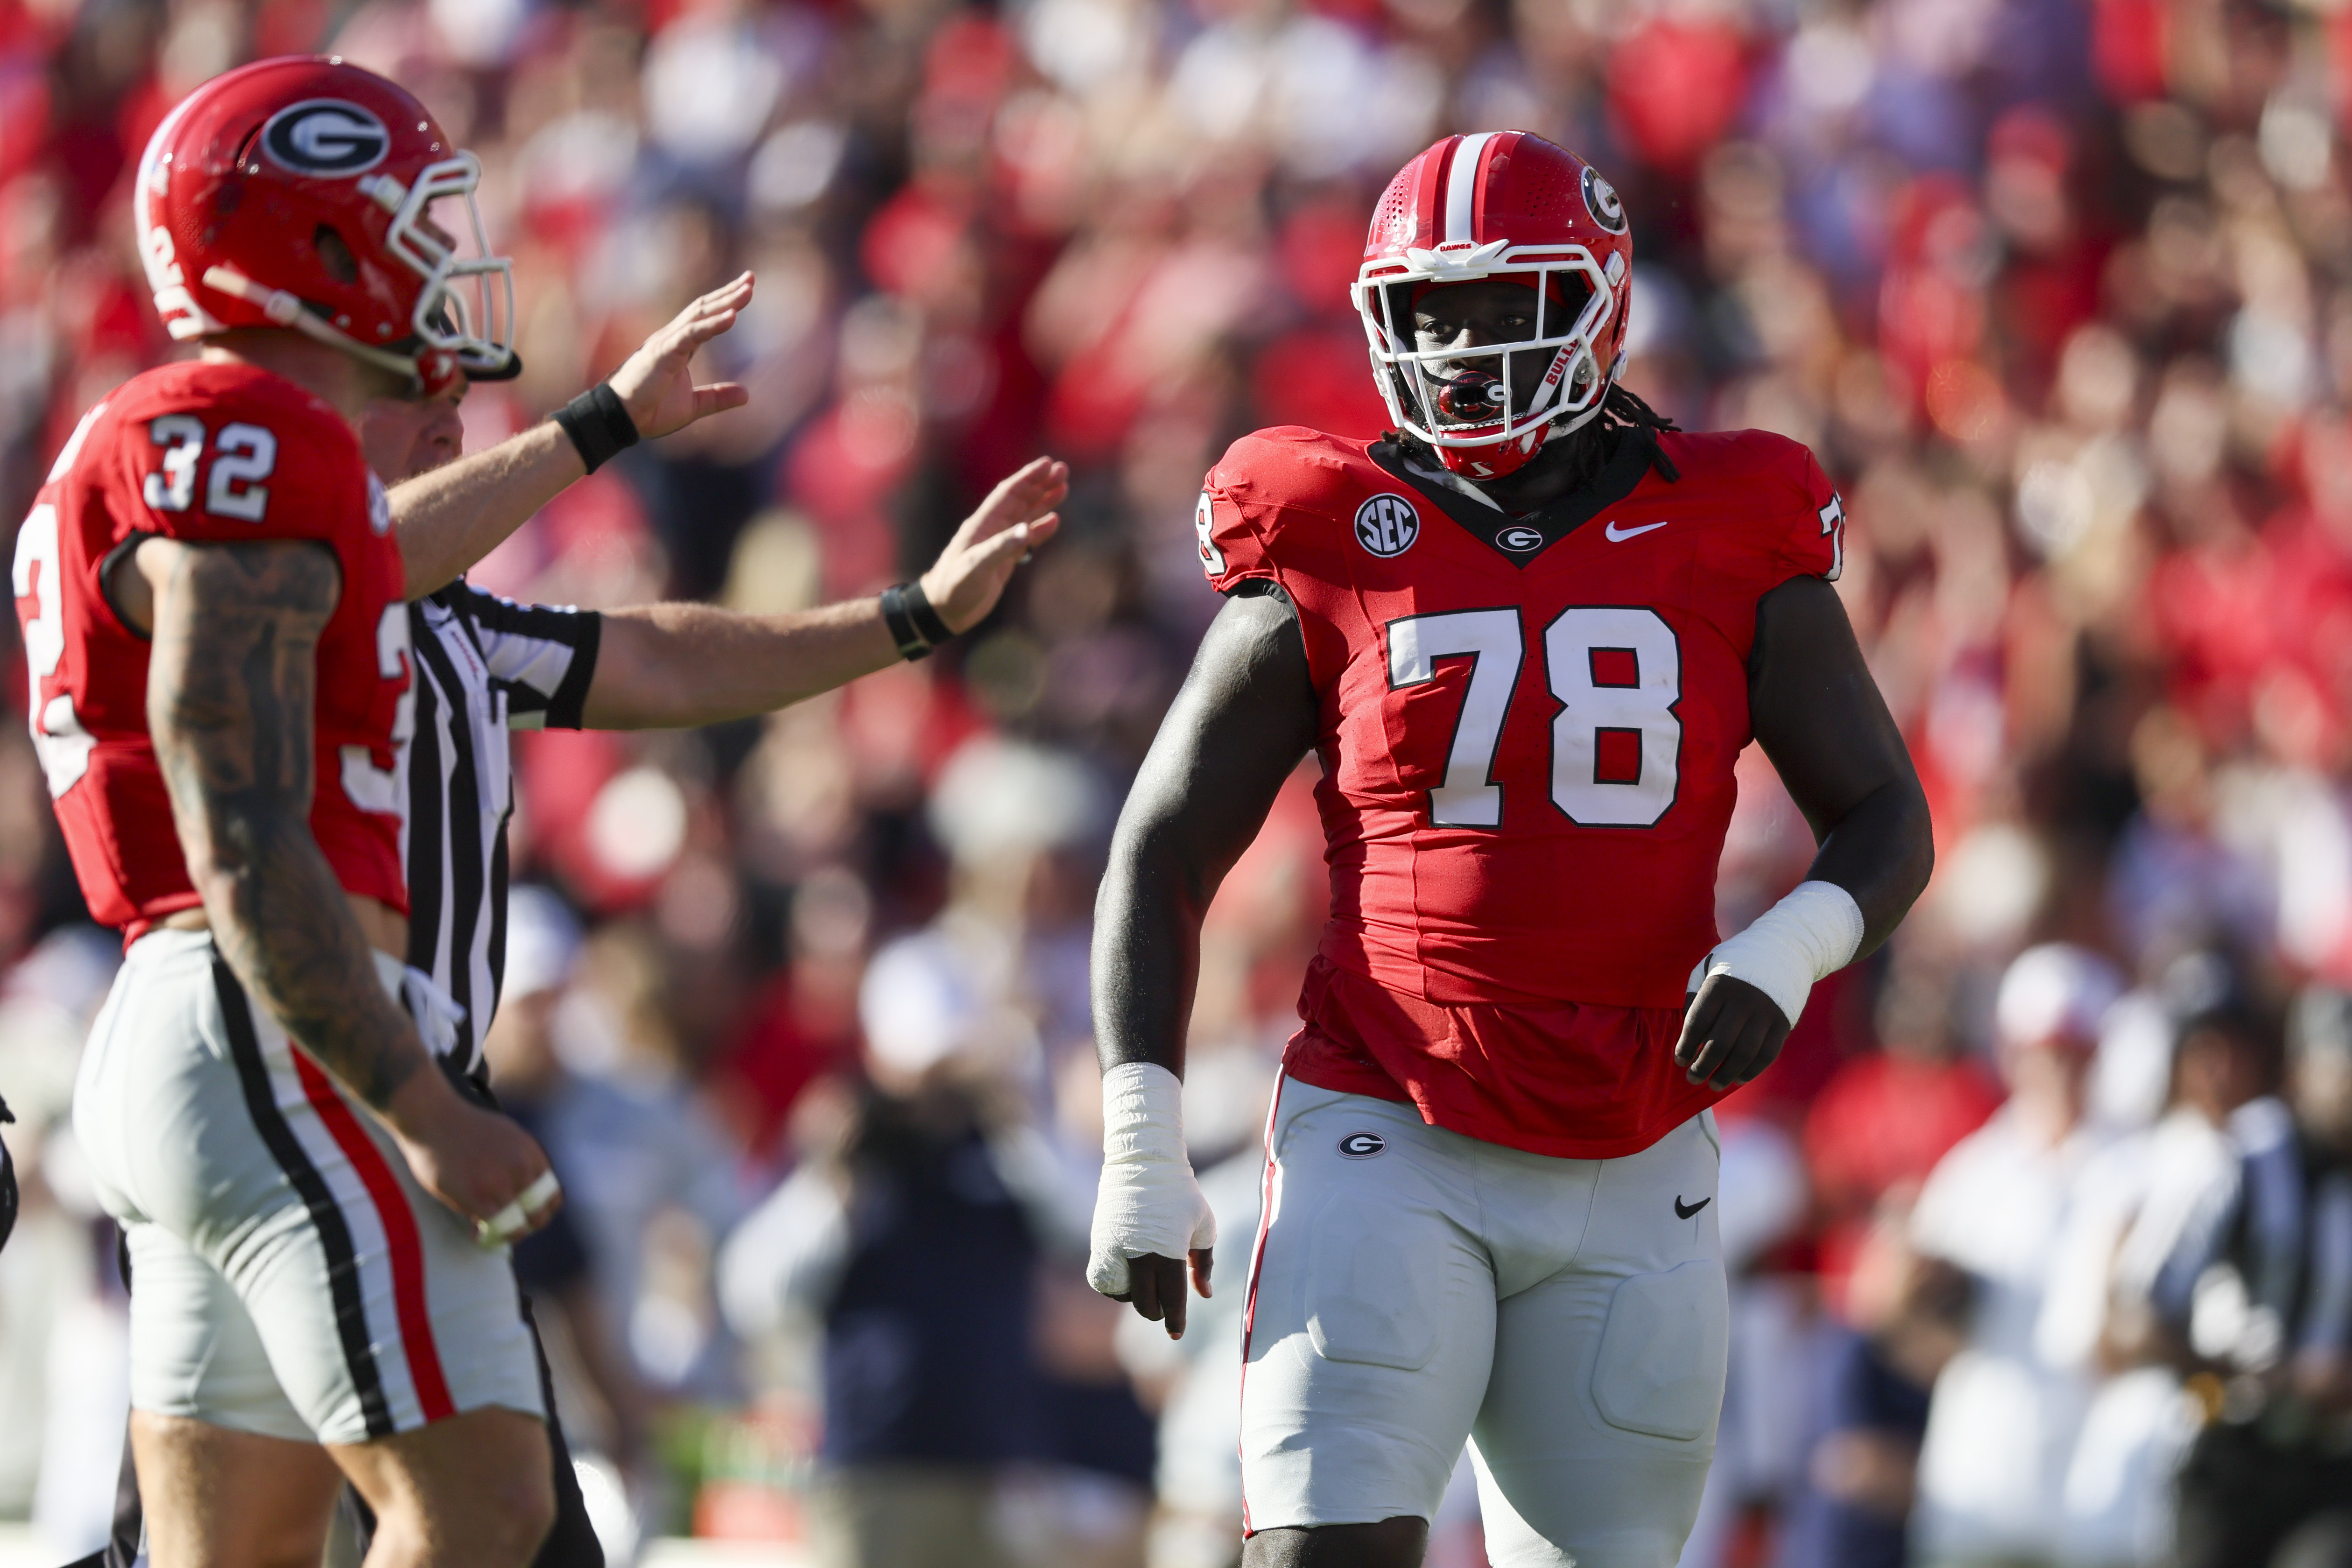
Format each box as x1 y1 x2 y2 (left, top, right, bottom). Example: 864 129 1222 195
1445 131 1496 244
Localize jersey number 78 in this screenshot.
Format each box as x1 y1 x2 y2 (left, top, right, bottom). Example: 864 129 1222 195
1386 606 1681 829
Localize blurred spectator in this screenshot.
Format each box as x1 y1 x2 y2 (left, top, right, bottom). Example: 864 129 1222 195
1806 957 2005 1295
717 945 1093 1568
2046 958 2276 1568
538 914 747 1400
1778 1208 1975 1568
1909 944 2123 1568
2149 987 2352 1568
478 887 656 1484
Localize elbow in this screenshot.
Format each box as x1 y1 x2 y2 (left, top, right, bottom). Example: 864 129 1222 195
1898 775 1935 908
1099 816 1212 928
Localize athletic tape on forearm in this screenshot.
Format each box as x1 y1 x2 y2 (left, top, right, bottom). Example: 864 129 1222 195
1086 1062 1215 1297
1693 880 1865 1029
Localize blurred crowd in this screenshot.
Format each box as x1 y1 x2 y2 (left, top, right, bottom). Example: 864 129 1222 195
5 0 2352 1564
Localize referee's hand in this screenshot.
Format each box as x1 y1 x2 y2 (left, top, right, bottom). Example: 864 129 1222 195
609 273 756 440
917 456 1069 635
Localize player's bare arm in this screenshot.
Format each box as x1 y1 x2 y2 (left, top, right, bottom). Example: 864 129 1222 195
580 455 1067 727
393 271 756 598
138 534 557 1230
1089 585 1320 1336
1673 574 1933 1092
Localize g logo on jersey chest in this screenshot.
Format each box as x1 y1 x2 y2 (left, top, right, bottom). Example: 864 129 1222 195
1355 494 1420 558
261 100 391 177
1496 525 1544 552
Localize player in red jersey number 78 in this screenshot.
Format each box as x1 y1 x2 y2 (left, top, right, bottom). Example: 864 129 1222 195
13 59 559 1567
1086 132 1933 1566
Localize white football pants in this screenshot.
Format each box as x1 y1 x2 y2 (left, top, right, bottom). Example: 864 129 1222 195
1239 1076 1727 1567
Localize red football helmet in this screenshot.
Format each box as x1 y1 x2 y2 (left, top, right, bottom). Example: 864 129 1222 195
134 56 513 399
1353 132 1635 480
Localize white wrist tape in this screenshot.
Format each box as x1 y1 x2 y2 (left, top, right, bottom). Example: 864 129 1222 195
1086 1062 1215 1298
1689 880 1864 1030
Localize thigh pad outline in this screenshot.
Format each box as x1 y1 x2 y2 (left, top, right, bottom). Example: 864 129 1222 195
1305 1192 1444 1371
1588 1259 1728 1443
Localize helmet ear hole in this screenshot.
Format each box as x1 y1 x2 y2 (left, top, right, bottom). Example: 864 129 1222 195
314 225 359 286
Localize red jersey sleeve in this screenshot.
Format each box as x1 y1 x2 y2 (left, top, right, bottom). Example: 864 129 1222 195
1779 440 1847 584
1196 440 1285 594
98 364 377 563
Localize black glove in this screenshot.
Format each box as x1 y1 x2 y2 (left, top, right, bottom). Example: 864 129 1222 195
0 1093 16 1257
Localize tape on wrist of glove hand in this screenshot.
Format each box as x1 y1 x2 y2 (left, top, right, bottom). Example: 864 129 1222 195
1688 879 1864 1030
1086 1062 1215 1297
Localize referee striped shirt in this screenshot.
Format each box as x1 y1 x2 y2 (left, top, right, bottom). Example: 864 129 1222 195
403 581 600 1077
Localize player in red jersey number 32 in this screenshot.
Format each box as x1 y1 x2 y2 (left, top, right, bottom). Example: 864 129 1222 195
1086 133 1933 1567
14 59 562 1568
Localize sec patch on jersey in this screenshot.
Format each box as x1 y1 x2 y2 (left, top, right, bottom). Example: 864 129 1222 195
1354 493 1420 557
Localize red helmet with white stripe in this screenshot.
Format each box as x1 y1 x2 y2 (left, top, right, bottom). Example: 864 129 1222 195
1352 132 1634 480
134 56 514 399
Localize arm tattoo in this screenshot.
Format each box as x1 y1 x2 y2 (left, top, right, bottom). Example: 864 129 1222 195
145 540 426 1109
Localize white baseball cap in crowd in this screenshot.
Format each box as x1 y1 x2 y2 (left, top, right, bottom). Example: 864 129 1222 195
505 884 584 1001
1996 942 2124 1050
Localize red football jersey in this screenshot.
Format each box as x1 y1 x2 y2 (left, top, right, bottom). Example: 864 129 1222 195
11 360 412 940
1198 424 1845 1156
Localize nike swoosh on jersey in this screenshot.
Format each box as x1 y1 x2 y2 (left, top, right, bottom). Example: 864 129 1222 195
1604 519 1670 541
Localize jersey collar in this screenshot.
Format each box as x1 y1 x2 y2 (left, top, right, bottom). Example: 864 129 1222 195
1368 428 1664 567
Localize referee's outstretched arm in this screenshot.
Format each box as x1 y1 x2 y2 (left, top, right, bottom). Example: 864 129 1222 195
392 273 757 599
579 457 1066 729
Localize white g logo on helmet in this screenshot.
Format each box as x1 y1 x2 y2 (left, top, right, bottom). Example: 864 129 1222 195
1582 165 1628 234
260 100 391 177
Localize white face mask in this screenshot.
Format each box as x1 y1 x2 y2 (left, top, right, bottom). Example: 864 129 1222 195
1354 250 1621 471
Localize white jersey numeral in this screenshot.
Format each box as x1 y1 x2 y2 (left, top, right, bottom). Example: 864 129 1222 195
207 422 277 521
143 416 279 522
9 503 94 796
142 415 204 512
1385 608 1524 827
1545 606 1681 826
340 603 415 821
1383 604 1685 830
1195 491 1226 577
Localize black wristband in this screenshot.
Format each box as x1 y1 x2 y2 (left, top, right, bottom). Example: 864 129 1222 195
902 579 955 646
879 584 933 661
551 383 640 475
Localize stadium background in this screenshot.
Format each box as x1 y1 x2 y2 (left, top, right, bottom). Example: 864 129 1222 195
2 0 2350 1563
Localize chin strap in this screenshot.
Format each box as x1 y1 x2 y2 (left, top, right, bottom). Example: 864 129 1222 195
201 266 429 391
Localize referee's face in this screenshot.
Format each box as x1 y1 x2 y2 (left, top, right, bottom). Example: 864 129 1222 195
359 387 469 483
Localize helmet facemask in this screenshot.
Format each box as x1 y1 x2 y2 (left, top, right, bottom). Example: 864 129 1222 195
360 152 516 381
1354 248 1619 481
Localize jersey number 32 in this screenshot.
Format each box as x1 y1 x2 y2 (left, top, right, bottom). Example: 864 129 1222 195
1388 605 1680 829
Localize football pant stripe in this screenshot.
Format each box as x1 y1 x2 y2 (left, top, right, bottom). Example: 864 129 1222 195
287 1048 458 1424
214 959 398 1439
1236 1068 1289 1536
